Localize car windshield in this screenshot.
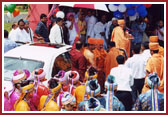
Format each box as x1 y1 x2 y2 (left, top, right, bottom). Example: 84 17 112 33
4 57 44 81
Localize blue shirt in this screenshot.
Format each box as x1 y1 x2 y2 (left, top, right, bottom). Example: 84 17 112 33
4 38 17 53
35 21 49 42
131 22 146 43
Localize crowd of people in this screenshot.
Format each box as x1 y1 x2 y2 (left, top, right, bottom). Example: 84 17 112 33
4 7 165 111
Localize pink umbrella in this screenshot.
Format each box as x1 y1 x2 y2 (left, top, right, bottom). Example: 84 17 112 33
59 4 109 12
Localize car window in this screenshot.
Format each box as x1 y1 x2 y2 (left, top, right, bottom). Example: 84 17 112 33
4 57 44 81
51 52 71 77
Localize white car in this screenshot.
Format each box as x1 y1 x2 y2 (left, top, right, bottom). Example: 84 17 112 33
4 43 72 86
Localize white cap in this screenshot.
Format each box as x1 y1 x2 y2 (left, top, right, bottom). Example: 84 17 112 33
112 17 117 21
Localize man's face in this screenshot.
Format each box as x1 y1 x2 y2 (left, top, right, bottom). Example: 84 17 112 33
88 11 92 17
159 21 163 27
112 20 118 26
42 17 48 23
13 23 18 29
58 20 63 27
64 103 74 111
101 15 106 24
24 23 29 29
69 15 74 21
89 44 95 50
19 21 25 30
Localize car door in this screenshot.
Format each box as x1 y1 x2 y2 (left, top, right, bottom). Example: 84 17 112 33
51 51 71 77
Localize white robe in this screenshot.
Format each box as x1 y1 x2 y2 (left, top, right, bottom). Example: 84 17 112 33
105 21 112 40
93 22 107 49
49 24 64 44
8 28 17 41
86 16 97 38
66 20 78 45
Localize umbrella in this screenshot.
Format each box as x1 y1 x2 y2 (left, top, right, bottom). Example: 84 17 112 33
59 4 109 12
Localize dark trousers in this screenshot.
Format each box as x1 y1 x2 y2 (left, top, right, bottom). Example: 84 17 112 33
97 71 105 94
131 78 145 103
115 91 133 111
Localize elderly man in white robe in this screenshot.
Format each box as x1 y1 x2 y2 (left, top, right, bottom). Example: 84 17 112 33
93 15 107 49
65 12 78 45
86 10 97 42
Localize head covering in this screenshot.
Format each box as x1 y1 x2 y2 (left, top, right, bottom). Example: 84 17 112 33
68 71 79 84
146 73 160 111
105 75 118 111
13 69 30 79
149 36 159 43
147 73 160 89
118 19 125 25
96 39 104 45
112 17 117 21
66 12 75 19
149 43 159 50
12 72 26 84
54 70 66 84
85 97 101 111
85 66 98 81
61 92 76 106
34 68 47 81
88 38 97 45
86 79 100 97
24 20 29 24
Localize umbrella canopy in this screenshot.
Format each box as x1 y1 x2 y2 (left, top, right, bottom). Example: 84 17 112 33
59 4 109 12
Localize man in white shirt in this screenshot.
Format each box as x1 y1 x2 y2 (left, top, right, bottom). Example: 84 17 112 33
93 15 107 49
141 41 151 65
86 10 97 41
8 23 18 40
110 55 133 111
14 19 31 43
49 18 65 44
125 44 146 103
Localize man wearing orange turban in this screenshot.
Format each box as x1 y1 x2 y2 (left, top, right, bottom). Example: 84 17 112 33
83 38 96 68
93 39 107 93
111 19 132 57
142 42 164 94
149 36 164 57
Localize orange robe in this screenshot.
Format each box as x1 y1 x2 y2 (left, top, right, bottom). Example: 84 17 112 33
111 26 131 57
142 54 164 93
104 47 120 80
83 48 95 67
93 48 107 92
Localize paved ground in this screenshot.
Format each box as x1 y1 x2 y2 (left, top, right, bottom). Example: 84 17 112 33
4 12 28 23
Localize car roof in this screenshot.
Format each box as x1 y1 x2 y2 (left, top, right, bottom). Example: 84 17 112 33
4 44 72 62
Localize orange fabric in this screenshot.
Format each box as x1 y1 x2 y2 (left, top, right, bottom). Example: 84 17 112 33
96 39 104 45
118 19 125 25
149 43 159 50
142 54 164 93
111 26 131 57
149 36 158 42
83 48 95 67
93 48 107 71
88 38 96 44
104 47 120 80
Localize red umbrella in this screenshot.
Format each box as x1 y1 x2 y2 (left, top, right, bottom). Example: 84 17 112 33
59 4 109 12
